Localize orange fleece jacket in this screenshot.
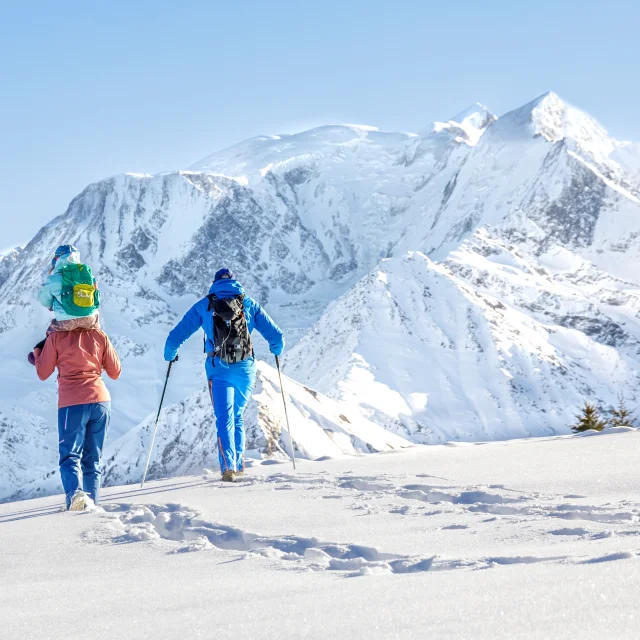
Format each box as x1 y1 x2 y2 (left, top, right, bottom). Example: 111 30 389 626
35 330 121 408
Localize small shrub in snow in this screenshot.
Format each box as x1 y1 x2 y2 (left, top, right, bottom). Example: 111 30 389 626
572 402 606 433
608 394 638 429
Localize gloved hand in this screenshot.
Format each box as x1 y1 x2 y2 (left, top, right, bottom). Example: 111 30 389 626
271 346 283 357
164 344 179 362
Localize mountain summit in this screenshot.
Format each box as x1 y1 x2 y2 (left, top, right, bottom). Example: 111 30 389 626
489 91 617 165
431 103 497 145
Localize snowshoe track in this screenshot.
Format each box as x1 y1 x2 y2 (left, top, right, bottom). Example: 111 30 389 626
90 469 640 577
95 502 435 576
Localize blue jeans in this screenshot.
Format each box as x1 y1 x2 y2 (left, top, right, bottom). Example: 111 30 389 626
58 402 110 508
207 359 256 473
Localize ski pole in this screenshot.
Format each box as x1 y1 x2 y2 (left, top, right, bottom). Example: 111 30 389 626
275 355 296 469
140 360 175 488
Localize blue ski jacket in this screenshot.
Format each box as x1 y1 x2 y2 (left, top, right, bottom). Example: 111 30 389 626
163 280 284 375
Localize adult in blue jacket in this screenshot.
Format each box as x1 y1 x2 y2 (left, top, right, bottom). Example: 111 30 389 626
164 269 284 481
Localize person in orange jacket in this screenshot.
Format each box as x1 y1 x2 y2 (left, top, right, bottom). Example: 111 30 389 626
35 327 121 510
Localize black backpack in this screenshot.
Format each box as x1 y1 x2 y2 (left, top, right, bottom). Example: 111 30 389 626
206 294 253 364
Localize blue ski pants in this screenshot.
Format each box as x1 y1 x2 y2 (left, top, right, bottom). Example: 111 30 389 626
207 359 256 473
58 402 110 508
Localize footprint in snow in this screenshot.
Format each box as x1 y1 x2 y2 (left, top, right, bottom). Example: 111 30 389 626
95 502 434 577
91 502 639 575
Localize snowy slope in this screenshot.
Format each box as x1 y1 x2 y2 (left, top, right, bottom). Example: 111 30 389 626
2 91 640 500
612 141 640 183
286 245 640 442
3 432 640 639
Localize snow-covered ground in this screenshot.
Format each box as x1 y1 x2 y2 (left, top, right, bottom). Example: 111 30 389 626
3 430 640 639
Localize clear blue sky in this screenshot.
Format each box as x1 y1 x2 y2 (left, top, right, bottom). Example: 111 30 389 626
1 0 639 248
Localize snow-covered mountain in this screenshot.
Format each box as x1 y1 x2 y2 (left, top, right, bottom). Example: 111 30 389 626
2 91 639 501
286 241 640 443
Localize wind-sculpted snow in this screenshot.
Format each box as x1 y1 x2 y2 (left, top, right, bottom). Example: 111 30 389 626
2 91 640 501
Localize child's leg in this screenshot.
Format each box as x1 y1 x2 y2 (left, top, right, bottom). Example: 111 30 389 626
48 319 73 333
48 314 100 333
27 338 47 365
30 314 100 364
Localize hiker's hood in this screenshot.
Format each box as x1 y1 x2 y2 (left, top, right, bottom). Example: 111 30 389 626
53 251 81 273
208 279 245 298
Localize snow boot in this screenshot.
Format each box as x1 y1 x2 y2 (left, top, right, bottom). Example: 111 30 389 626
221 471 236 483
68 490 88 511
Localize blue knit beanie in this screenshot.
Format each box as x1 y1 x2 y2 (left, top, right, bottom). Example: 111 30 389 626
214 268 234 281
51 244 79 268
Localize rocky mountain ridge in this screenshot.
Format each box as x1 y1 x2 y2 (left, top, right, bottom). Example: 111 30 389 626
1 91 639 500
